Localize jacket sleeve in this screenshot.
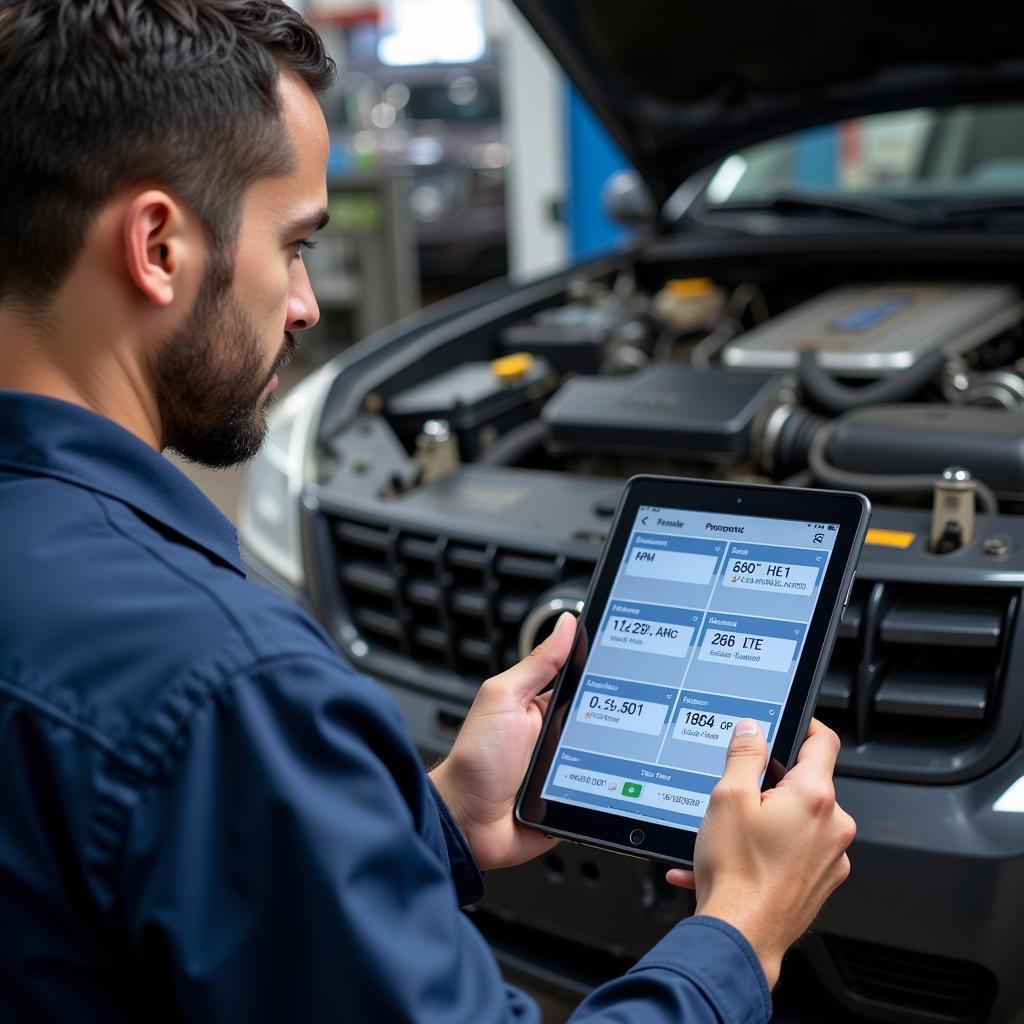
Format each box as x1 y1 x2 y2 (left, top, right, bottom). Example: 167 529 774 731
573 916 772 1023
116 652 769 1024
425 777 486 907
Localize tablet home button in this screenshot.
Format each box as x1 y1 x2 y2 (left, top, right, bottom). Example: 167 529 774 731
628 828 645 846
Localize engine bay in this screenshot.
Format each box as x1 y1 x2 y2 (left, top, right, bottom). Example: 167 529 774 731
323 259 1024 560
304 246 1024 792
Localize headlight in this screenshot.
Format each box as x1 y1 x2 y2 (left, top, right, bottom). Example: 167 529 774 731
238 364 334 588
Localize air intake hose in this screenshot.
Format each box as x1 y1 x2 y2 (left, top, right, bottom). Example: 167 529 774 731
798 349 948 417
807 421 999 514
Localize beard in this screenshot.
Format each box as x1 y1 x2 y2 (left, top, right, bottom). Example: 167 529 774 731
155 258 297 469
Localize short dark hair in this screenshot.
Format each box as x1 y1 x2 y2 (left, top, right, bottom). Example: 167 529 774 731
0 0 335 304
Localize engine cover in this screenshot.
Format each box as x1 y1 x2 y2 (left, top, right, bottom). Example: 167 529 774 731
542 364 780 462
722 282 1021 377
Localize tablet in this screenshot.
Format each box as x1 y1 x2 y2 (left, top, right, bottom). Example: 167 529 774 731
516 475 870 867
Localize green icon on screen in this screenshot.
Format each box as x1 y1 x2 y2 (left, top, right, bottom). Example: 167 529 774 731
622 782 643 799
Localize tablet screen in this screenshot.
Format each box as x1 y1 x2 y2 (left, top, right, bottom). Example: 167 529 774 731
540 505 839 833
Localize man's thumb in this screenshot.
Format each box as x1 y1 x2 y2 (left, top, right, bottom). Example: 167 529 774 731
718 720 768 793
491 611 576 701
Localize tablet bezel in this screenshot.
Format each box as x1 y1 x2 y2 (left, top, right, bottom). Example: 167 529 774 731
515 474 870 867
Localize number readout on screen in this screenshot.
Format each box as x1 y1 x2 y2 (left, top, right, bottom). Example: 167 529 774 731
599 602 699 658
575 677 675 735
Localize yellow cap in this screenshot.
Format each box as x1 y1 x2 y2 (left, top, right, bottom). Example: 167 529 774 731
492 352 534 381
664 277 715 299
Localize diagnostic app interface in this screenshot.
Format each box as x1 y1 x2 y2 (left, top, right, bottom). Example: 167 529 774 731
542 506 838 832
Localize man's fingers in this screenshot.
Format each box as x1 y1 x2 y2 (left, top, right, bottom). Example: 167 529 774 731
801 718 835 751
785 719 841 783
713 720 768 804
665 868 695 891
485 612 576 703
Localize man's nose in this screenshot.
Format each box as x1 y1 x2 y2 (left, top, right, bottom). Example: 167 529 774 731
287 262 320 332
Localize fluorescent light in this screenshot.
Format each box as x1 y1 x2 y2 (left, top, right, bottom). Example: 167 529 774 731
378 0 485 66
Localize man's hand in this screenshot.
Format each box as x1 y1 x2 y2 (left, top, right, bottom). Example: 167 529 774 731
429 612 576 871
666 718 856 988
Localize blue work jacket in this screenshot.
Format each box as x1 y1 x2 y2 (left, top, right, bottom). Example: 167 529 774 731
0 390 771 1023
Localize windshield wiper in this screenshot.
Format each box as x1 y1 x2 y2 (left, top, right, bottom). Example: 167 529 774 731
710 188 927 227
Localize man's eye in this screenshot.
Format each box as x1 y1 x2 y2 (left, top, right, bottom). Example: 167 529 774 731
291 239 318 258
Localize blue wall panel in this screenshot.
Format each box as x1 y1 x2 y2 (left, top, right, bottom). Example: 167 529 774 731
566 84 630 260
794 125 839 188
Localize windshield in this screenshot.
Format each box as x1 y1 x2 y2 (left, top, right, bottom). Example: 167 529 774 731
705 103 1024 207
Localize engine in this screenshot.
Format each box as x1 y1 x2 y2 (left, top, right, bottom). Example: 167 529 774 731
372 274 1024 550
311 264 1024 787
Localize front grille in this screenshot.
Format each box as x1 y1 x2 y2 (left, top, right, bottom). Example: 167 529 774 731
826 935 997 1022
327 513 1019 780
330 515 593 681
815 581 1018 776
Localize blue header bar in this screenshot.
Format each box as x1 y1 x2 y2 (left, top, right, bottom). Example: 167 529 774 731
700 613 807 642
556 747 719 795
636 506 838 551
631 534 724 556
605 602 703 627
724 543 829 568
582 675 678 704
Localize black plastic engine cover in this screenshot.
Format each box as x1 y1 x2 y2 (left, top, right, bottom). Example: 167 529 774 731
542 364 780 461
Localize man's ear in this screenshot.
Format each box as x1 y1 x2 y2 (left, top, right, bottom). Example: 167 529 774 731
122 190 198 308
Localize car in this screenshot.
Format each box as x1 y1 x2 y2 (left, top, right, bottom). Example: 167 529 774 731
240 5 1024 1021
323 60 508 286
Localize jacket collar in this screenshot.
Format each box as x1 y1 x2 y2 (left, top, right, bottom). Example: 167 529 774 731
0 389 246 576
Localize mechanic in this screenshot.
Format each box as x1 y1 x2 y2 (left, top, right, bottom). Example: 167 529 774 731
0 2 855 1021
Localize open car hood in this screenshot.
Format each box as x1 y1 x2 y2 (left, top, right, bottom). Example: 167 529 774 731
513 0 1024 209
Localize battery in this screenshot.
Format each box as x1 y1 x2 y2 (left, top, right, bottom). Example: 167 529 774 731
387 356 553 459
500 304 644 374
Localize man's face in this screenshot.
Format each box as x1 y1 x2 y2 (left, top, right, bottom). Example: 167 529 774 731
158 73 328 468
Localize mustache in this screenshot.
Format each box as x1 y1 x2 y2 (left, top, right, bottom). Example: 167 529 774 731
268 332 298 381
